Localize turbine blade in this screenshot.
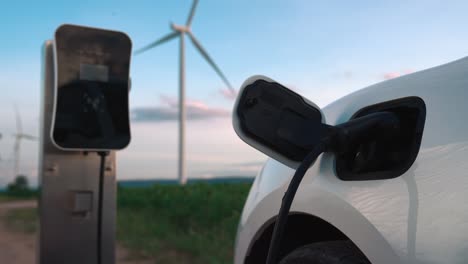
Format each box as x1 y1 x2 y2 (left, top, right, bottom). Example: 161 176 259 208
187 32 234 91
186 0 199 26
21 134 37 141
13 104 22 134
134 32 179 55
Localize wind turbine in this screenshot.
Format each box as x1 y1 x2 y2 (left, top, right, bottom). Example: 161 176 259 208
11 105 36 177
135 0 235 184
0 132 2 161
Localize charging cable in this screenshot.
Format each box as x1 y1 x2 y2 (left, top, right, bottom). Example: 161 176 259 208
265 140 329 264
265 111 400 264
97 151 109 264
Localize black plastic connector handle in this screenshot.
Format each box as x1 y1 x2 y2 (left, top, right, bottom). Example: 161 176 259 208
331 111 401 153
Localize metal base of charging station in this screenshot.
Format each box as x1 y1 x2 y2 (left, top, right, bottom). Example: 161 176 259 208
38 41 116 264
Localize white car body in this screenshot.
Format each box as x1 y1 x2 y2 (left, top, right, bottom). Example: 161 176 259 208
234 57 468 264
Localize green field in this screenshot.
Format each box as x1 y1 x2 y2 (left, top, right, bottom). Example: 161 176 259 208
1 183 252 264
0 190 37 202
3 207 38 234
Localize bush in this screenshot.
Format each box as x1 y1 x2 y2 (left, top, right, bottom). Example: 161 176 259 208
6 175 36 198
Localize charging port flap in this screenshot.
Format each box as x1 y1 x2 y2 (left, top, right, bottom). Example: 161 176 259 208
335 97 426 181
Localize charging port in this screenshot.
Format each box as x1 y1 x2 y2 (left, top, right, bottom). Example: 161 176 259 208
335 96 426 181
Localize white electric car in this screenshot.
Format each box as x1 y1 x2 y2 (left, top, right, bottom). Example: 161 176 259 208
234 57 468 264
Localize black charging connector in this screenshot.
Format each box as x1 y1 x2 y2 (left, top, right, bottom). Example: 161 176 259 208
265 111 401 264
331 111 401 153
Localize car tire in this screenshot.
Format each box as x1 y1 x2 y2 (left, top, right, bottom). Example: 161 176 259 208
279 240 370 264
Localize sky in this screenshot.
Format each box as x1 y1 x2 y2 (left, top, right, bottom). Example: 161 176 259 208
1 0 468 186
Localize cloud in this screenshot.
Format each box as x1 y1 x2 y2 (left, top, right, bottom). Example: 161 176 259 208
383 69 414 80
342 71 353 80
219 88 238 100
383 72 401 80
132 95 230 122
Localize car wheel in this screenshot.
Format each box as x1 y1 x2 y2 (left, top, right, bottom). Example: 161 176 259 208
279 240 370 264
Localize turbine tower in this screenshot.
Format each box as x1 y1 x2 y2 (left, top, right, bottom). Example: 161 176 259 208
0 132 2 161
135 0 235 184
12 105 36 177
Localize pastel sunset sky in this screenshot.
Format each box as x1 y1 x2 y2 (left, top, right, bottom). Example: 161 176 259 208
1 0 468 186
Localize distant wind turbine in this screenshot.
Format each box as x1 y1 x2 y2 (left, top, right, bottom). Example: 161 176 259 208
0 132 2 161
12 105 36 177
135 0 235 184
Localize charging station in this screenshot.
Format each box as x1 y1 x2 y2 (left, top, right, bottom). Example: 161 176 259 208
38 24 132 264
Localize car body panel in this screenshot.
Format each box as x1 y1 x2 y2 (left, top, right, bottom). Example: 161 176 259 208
235 57 468 264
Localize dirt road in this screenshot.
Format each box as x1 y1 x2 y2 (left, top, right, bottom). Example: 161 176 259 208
0 201 151 264
0 201 37 263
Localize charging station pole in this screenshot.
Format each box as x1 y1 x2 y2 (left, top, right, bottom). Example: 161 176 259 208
38 40 117 264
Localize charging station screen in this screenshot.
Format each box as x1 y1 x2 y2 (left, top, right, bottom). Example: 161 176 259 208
52 25 132 150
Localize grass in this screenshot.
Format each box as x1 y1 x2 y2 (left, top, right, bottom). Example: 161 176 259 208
0 196 16 202
0 183 252 264
0 190 38 202
117 183 251 264
3 208 38 234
